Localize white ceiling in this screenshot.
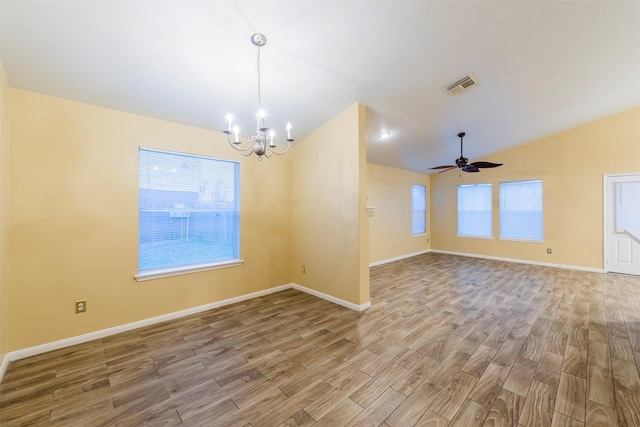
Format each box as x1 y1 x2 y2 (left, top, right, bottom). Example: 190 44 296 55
1 1 639 173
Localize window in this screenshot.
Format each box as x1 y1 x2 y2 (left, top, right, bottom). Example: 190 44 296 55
500 180 543 241
615 180 640 233
458 184 492 238
138 148 240 276
412 184 427 235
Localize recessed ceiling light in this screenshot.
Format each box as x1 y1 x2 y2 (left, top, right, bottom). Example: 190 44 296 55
380 131 391 139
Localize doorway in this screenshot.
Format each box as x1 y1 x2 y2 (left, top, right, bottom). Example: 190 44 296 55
604 173 640 275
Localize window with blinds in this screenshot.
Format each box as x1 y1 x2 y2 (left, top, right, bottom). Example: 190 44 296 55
138 148 240 273
500 180 543 241
458 183 493 238
412 184 427 235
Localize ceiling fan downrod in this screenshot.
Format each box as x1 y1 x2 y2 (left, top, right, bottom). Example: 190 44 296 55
456 132 468 167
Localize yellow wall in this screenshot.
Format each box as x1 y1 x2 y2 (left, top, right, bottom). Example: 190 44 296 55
367 163 430 264
290 103 370 306
356 106 370 305
0 63 9 360
6 89 292 351
431 107 640 269
6 82 635 355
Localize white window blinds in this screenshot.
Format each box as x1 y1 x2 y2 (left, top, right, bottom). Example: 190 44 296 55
458 184 492 238
412 184 427 235
139 148 240 272
500 180 543 241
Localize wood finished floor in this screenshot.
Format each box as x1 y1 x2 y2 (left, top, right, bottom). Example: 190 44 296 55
2 253 640 426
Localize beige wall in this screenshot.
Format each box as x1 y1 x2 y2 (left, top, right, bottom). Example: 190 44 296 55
6 89 292 351
367 163 430 264
431 107 640 269
0 63 9 359
356 106 370 305
6 82 634 354
290 103 369 306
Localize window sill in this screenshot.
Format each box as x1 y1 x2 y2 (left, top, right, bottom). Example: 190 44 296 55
457 234 493 240
498 237 545 244
135 259 244 281
412 233 428 237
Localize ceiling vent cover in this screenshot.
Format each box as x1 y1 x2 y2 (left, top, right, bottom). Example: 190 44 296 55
444 73 479 96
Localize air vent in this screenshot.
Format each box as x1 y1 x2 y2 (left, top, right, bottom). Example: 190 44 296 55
444 73 479 96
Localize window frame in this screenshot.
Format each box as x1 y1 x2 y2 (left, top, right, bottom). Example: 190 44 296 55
135 148 243 281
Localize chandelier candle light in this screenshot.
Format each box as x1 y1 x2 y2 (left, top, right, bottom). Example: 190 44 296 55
223 33 293 159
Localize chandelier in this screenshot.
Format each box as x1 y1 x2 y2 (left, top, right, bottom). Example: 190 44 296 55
223 33 293 160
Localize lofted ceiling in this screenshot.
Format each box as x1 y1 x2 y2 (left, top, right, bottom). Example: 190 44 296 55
1 1 638 173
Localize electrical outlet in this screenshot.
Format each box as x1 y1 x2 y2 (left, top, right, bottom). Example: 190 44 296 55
547 248 552 254
75 300 87 313
301 265 306 273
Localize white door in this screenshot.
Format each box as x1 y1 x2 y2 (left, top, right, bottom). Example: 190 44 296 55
605 174 640 275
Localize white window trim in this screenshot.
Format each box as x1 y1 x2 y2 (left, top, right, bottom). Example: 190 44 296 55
457 234 494 240
413 232 428 237
499 237 545 244
135 259 244 282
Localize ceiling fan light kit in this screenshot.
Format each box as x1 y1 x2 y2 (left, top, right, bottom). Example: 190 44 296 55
429 132 503 174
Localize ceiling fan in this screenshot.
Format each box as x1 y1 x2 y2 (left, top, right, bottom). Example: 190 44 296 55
429 132 503 173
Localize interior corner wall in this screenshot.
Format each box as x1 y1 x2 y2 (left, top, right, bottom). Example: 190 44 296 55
6 89 292 352
290 103 370 306
0 63 9 360
367 163 430 264
430 107 640 270
356 105 369 305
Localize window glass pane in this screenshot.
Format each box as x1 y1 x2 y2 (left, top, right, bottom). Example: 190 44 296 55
412 184 426 235
139 148 239 272
458 184 492 237
615 181 640 233
500 180 543 241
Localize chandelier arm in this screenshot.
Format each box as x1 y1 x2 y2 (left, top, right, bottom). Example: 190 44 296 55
236 147 255 157
268 140 292 156
225 133 254 153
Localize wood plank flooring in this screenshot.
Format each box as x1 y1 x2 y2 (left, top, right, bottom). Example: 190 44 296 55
2 252 640 426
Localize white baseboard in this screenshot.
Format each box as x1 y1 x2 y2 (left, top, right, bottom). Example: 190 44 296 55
291 283 371 311
369 249 431 267
0 353 7 384
0 282 370 382
430 249 605 273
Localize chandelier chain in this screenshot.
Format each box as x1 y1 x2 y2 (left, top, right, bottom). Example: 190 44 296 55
257 46 262 108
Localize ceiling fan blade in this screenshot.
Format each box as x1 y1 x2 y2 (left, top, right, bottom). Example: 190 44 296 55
437 167 456 174
429 165 456 170
430 133 502 174
470 161 503 169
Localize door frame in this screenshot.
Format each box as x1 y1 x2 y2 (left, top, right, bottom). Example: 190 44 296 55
603 172 640 274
